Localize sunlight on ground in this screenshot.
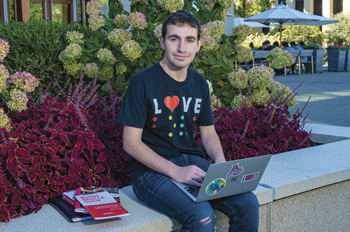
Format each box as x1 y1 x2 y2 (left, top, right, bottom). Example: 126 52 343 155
295 91 350 102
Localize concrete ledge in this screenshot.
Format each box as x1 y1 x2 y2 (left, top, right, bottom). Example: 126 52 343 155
1 123 350 232
304 123 350 143
260 139 350 200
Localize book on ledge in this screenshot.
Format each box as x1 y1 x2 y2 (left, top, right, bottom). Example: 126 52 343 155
63 186 120 214
75 192 129 220
48 196 93 222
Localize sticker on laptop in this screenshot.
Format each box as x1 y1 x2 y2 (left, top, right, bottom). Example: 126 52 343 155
241 172 259 182
226 164 244 178
205 178 226 195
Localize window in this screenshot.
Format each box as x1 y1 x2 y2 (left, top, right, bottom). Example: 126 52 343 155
29 0 44 21
333 0 343 15
0 0 10 22
0 0 86 24
296 0 304 12
278 0 286 5
314 0 322 16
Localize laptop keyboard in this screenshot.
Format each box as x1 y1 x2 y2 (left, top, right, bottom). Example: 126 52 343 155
184 186 200 198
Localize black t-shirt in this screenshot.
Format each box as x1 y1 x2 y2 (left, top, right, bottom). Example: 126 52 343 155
117 63 214 180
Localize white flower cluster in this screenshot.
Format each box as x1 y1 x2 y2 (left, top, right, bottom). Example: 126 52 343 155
228 66 295 108
86 0 105 31
97 48 117 65
200 21 225 51
154 0 184 13
66 31 84 44
108 29 132 46
198 0 233 11
233 45 253 63
0 108 11 131
121 40 142 62
267 47 295 69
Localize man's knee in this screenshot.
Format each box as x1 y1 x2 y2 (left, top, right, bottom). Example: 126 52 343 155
199 216 213 225
184 210 216 230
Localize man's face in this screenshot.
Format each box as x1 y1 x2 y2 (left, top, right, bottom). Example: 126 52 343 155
160 24 202 71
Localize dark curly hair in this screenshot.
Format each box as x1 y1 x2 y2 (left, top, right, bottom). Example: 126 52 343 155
162 10 201 40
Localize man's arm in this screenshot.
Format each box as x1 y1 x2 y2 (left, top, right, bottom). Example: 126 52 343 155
199 125 226 163
123 125 206 186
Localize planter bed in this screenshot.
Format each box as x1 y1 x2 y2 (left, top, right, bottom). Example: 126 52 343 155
1 123 350 232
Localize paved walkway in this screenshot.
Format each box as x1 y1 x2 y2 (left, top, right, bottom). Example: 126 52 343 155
273 71 350 128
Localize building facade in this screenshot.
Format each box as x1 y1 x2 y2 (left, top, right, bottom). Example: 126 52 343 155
0 0 86 23
279 0 349 17
1 0 349 24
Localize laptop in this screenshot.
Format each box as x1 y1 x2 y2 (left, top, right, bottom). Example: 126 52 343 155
171 155 271 202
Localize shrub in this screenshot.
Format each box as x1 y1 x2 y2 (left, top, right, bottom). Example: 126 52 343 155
232 25 253 44
273 25 324 45
233 45 253 63
0 77 129 222
0 38 40 132
0 74 313 221
324 12 350 45
303 42 323 49
242 32 279 49
266 47 295 69
212 65 296 108
196 89 313 160
0 20 93 96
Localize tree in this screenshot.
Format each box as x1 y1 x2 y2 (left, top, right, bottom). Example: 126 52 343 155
324 12 350 45
270 25 324 45
234 0 274 18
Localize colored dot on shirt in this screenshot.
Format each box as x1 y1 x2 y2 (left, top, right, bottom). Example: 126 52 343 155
193 116 196 121
153 117 157 121
169 116 173 120
152 125 156 128
181 115 184 120
179 132 183 136
180 123 184 128
174 123 176 128
168 132 173 137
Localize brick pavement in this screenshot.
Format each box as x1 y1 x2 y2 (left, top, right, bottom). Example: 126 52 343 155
273 71 350 127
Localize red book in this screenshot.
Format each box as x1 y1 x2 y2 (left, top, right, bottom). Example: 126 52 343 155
75 192 129 220
63 187 120 214
63 188 88 214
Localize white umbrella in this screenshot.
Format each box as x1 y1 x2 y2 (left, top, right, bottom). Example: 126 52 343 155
271 15 339 41
246 2 320 44
233 16 269 28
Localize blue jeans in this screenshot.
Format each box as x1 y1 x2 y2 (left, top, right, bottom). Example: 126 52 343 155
132 154 259 232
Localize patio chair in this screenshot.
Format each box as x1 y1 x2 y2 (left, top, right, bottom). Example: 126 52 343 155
298 50 314 74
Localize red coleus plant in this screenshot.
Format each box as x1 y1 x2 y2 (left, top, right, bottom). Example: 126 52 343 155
0 79 130 222
196 94 314 160
212 103 314 160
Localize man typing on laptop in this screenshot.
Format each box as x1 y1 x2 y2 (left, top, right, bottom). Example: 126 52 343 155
117 10 259 232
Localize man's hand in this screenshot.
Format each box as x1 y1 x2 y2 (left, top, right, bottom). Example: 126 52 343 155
171 165 206 187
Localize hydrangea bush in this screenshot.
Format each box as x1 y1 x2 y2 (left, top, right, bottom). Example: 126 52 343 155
232 24 253 44
266 47 295 69
227 66 296 108
58 0 235 97
0 39 40 130
233 45 253 63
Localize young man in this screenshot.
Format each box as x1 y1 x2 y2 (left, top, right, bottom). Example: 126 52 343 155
117 10 259 231
283 41 296 74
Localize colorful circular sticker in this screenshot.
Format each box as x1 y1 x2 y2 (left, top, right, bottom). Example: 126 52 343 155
205 178 226 195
